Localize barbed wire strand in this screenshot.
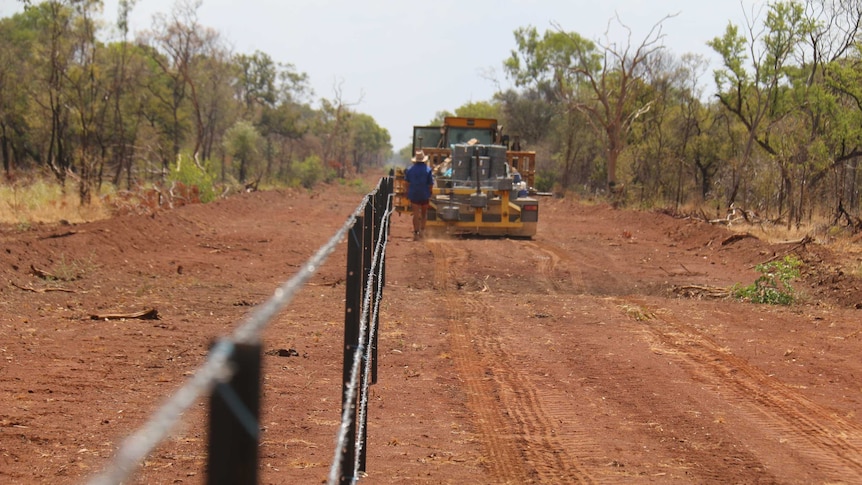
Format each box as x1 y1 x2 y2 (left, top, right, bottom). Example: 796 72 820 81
327 193 394 485
354 197 394 477
87 191 374 485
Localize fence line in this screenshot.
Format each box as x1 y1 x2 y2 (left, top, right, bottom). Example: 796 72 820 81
87 177 393 485
355 225 389 474
328 187 394 485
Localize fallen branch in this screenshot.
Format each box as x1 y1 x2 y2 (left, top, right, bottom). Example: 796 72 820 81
40 230 80 240
721 233 758 246
10 281 76 293
90 308 160 321
672 284 731 299
658 264 698 276
30 264 56 280
750 235 812 268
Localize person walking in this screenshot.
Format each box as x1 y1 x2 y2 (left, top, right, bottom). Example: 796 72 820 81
405 150 434 240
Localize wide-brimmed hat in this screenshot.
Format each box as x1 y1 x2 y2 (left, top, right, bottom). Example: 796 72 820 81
411 150 429 162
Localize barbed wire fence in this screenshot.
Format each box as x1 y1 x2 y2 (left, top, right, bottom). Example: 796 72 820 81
87 176 394 485
328 175 393 485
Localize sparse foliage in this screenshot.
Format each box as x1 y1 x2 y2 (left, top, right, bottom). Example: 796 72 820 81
223 120 261 183
0 0 390 213
5 1 862 226
732 255 802 305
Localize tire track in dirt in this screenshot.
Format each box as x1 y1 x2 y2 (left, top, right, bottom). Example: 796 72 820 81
622 297 862 481
517 241 564 294
428 239 600 484
521 239 631 296
517 237 783 481
430 240 527 483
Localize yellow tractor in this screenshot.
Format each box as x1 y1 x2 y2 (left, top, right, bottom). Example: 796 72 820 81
394 117 539 237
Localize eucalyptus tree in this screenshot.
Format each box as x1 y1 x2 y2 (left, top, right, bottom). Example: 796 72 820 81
669 53 713 208
583 15 674 193
1 0 108 196
195 45 235 163
823 45 862 213
348 112 390 173
235 50 278 118
7 0 108 200
248 55 312 181
223 119 260 184
240 50 276 180
692 105 735 204
807 0 862 214
453 100 501 120
257 100 312 181
628 49 679 204
708 1 862 225
628 51 715 208
316 82 361 178
105 0 142 189
22 0 79 184
0 12 35 176
494 88 554 148
504 26 601 191
63 0 106 203
506 16 671 194
139 0 226 173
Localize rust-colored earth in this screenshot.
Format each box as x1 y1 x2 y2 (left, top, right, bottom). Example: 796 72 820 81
2 170 862 484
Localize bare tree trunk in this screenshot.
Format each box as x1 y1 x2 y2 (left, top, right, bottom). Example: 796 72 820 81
1 123 10 177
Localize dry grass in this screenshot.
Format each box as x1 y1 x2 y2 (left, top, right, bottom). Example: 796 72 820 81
669 201 862 280
714 214 862 279
0 179 111 225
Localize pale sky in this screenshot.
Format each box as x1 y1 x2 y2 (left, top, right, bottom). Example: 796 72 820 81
2 0 761 149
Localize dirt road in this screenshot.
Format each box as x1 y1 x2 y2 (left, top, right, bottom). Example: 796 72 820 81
2 175 862 484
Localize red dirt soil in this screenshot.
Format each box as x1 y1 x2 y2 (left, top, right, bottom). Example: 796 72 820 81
2 170 862 484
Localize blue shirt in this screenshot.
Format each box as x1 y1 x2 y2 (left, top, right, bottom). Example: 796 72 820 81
405 162 434 203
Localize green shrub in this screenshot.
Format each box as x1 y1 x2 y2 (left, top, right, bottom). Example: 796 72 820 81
732 255 802 305
535 169 555 193
340 177 370 194
169 155 217 203
293 155 332 189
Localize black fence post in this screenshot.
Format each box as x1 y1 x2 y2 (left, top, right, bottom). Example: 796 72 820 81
207 342 262 485
358 199 374 473
371 183 386 385
339 180 393 482
340 215 364 485
373 177 393 387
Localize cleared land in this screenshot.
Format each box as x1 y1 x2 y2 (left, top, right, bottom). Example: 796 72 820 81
2 172 862 484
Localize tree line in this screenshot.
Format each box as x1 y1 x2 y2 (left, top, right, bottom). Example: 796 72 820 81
470 0 862 228
5 0 862 230
0 0 392 203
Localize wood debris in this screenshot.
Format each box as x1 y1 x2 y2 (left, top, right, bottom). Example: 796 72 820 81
721 233 758 246
40 230 80 240
29 264 56 280
672 284 731 299
11 281 76 293
90 308 160 320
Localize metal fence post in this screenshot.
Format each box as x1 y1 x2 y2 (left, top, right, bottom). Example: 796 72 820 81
371 176 393 387
206 342 262 485
370 183 385 386
340 215 364 485
358 199 374 473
